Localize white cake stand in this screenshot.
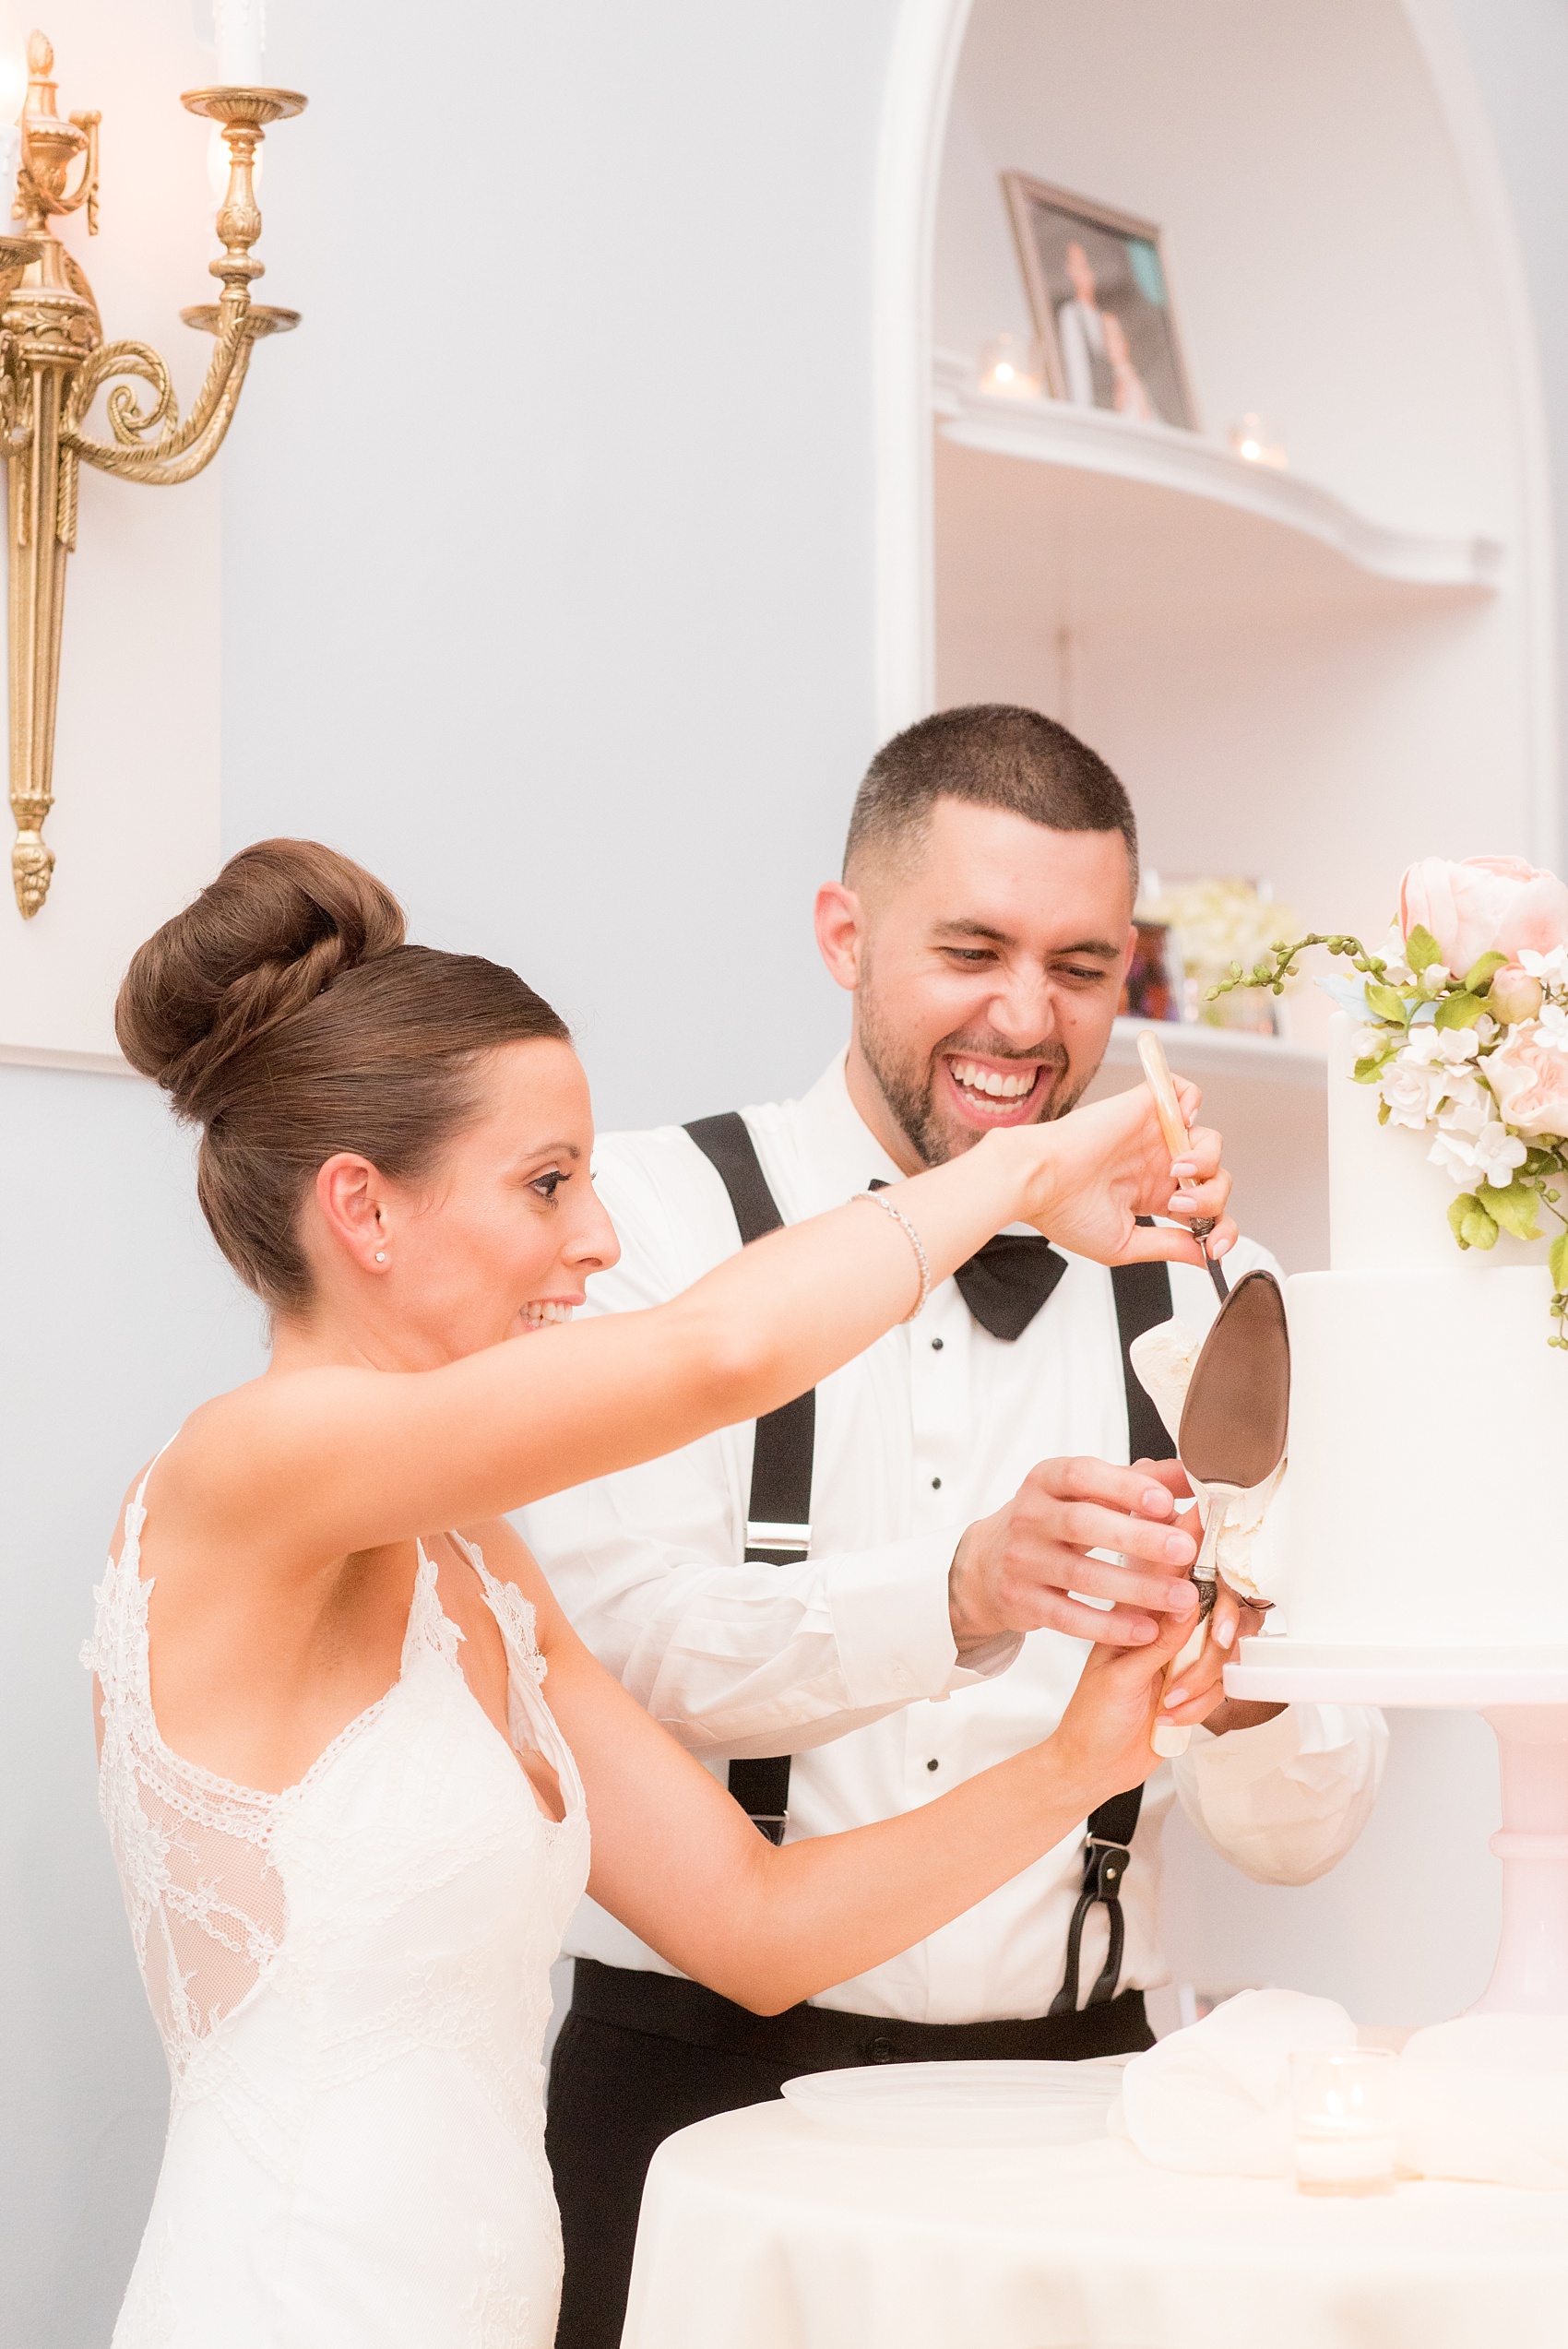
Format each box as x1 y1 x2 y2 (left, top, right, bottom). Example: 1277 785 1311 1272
1226 1639 1568 2014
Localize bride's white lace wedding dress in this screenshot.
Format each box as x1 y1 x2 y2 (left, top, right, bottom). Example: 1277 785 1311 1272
85 1465 590 2348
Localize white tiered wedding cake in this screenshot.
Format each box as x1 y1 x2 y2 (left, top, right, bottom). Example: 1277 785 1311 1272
1220 855 1568 2015
1274 1011 1568 1649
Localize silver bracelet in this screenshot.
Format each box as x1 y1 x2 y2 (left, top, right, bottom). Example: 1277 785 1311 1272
853 1189 931 1321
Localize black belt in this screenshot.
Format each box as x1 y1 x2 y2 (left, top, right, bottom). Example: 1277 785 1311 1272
568 1957 1152 2070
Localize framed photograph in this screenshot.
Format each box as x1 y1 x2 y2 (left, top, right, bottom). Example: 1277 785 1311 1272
1002 173 1198 432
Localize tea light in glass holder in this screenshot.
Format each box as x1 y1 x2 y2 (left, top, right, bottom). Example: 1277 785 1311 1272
1290 2047 1398 2196
1229 412 1288 469
977 335 1041 399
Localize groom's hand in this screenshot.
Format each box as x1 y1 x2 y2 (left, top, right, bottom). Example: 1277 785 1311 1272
949 1456 1201 1655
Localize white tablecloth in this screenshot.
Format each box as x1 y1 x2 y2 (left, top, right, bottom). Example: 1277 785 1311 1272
621 2101 1568 2349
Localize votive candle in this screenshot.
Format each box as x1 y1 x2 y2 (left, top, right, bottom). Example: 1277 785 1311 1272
1290 2047 1397 2197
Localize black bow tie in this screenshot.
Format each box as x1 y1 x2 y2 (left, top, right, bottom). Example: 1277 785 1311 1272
869 1180 1066 1341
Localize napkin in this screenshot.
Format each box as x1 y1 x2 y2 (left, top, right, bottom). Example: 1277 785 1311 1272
1129 1320 1286 1602
1398 2014 1568 2188
1120 1988 1356 2176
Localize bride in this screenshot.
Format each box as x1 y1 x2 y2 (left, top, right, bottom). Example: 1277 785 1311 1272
91 839 1233 2348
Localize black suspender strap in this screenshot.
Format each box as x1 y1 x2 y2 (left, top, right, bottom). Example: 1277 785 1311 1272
1113 1258 1182 1468
684 1114 813 1845
1049 1254 1177 2016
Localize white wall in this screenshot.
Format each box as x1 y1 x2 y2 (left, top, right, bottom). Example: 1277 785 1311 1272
218 0 909 1135
1445 0 1568 857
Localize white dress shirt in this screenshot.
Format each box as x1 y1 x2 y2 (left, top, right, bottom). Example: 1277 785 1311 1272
522 1053 1387 2023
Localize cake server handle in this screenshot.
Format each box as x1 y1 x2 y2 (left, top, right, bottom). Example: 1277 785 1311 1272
1134 1029 1229 1303
1149 1491 1229 1761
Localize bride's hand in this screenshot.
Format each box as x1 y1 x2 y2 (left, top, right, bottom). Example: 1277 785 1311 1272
1048 1596 1199 1805
998 1078 1235 1269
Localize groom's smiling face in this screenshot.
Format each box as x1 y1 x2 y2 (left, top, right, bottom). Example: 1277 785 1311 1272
815 798 1136 1174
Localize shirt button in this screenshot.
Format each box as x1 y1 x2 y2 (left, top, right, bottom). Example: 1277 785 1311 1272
926 1758 940 1773
931 1476 942 1489
931 1336 944 1351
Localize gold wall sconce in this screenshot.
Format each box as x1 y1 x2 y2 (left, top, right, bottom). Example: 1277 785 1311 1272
2 29 305 918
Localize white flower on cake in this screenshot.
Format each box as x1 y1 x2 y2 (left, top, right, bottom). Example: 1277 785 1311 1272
1519 944 1568 991
1429 1120 1527 1191
1378 1059 1443 1130
1401 1026 1479 1069
1432 1072 1488 1131
1210 854 1568 1347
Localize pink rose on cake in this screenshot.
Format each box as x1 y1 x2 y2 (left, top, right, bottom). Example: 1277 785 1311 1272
1484 1021 1568 1140
1399 856 1568 976
1488 964 1546 1025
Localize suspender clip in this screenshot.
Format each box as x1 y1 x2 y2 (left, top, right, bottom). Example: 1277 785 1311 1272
1083 1838 1130 1902
744 1520 812 1554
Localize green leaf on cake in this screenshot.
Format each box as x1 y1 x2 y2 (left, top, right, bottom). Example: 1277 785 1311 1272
1551 1234 1568 1294
1406 925 1443 975
1448 1192 1499 1251
1377 1097 1391 1125
1433 991 1490 1030
1352 1049 1395 1084
1466 950 1509 994
1364 982 1410 1024
1483 1180 1541 1241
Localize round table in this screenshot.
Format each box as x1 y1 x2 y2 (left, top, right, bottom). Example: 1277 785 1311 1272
620 2099 1568 2349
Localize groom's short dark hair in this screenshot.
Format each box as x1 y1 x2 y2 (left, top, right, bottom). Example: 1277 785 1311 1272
844 704 1138 888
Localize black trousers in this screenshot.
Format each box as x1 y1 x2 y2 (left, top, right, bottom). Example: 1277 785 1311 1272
546 1959 1153 2349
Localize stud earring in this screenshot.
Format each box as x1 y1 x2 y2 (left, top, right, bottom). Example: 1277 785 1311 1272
374 1251 386 1263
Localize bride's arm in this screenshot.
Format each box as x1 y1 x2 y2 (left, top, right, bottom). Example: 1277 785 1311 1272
506 1519 1190 2012
182 1081 1230 1559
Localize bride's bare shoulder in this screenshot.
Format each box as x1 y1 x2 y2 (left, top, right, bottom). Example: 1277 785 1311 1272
137 1366 361 1503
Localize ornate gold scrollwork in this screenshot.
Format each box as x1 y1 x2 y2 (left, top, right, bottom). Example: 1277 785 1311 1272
2 30 305 916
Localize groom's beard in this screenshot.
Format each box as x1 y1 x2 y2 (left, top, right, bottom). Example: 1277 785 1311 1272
855 996 1086 1170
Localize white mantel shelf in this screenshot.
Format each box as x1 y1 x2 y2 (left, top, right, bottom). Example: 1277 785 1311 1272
0 1039 137 1077
1105 1016 1326 1090
932 352 1503 592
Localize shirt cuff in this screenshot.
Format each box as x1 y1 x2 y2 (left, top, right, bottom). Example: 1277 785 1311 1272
1183 1701 1366 1785
828 1533 978 1709
947 1630 1025 1687
1183 1702 1304 1769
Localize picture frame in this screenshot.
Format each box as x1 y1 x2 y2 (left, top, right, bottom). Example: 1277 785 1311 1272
1002 172 1199 433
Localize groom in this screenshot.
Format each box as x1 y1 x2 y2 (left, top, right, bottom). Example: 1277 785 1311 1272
523 704 1386 2349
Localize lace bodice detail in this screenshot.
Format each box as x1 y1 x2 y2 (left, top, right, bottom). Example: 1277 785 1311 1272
86 1473 591 2347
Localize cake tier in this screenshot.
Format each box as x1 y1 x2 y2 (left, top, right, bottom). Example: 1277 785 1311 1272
1277 1264 1568 1645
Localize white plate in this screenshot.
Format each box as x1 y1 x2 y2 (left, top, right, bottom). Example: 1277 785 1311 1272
781 2058 1123 2148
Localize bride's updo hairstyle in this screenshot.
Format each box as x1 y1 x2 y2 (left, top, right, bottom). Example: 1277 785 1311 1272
117 838 570 1312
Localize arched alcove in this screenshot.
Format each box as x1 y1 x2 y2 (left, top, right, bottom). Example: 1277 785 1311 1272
875 0 1557 1272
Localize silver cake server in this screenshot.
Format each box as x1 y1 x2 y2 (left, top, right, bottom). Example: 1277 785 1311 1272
1150 1267 1290 1759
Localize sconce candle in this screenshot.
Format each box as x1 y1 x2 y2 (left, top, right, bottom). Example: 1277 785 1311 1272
1 30 304 915
216 0 265 89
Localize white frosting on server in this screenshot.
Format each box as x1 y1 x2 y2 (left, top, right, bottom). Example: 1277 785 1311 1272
1278 1014 1568 1645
